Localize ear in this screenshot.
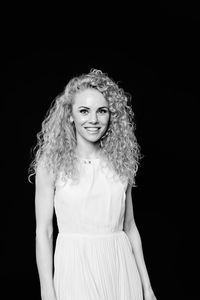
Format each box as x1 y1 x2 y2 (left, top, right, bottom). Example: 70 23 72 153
69 115 74 123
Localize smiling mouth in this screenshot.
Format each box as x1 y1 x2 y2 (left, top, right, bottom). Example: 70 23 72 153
84 127 101 133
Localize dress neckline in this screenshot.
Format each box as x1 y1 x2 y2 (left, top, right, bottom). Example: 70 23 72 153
76 151 108 164
78 157 100 160
77 157 100 164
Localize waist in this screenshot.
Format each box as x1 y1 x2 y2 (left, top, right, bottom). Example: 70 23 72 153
57 230 125 239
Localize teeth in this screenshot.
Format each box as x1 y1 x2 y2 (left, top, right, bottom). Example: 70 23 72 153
86 128 99 131
85 128 100 132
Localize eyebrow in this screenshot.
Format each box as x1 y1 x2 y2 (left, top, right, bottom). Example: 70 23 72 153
78 106 109 109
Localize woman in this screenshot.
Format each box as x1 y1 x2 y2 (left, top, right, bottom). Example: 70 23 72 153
29 69 157 300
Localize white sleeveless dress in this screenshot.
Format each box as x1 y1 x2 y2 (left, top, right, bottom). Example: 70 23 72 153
53 156 143 300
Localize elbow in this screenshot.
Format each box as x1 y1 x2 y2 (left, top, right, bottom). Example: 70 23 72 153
125 224 142 248
124 219 136 235
124 221 141 242
36 226 53 241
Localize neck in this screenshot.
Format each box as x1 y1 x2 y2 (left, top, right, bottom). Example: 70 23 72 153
75 142 101 159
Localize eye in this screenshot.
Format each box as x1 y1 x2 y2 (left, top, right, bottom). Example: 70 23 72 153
98 108 108 114
79 109 89 115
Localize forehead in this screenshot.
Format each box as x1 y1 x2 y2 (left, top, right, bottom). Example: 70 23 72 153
73 88 108 107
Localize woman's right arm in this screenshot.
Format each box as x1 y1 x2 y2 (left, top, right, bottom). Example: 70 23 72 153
35 160 57 300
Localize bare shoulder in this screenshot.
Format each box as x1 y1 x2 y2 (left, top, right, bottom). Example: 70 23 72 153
35 158 55 210
36 158 55 188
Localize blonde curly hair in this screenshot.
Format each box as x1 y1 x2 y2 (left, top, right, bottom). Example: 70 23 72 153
28 69 142 187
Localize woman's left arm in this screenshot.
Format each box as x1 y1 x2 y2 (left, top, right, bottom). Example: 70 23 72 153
123 184 157 300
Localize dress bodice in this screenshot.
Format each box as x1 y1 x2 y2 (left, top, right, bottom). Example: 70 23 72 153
54 157 128 235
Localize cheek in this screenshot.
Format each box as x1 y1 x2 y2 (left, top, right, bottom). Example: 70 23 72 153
101 114 110 125
74 115 87 125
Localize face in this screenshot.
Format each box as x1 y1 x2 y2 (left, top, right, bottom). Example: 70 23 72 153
70 88 110 145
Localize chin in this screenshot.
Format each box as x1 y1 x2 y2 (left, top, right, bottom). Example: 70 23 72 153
85 136 102 143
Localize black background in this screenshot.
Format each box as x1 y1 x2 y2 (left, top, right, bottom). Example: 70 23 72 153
2 2 199 299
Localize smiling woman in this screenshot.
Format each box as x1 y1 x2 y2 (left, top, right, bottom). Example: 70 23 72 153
28 69 157 300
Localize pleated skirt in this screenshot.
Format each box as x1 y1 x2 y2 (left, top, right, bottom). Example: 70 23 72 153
53 231 143 300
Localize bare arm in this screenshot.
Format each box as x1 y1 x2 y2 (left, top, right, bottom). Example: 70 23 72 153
123 184 157 300
35 160 57 300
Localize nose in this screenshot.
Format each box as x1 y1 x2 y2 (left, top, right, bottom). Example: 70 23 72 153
89 112 98 124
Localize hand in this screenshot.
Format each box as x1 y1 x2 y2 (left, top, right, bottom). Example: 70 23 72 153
144 286 157 300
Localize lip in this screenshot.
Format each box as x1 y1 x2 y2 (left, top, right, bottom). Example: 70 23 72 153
84 127 101 133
